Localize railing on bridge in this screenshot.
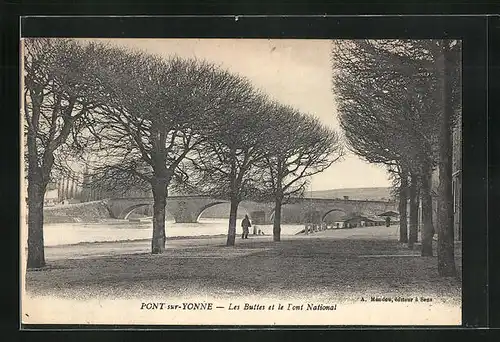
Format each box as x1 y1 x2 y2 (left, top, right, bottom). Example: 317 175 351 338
304 223 329 234
303 219 387 234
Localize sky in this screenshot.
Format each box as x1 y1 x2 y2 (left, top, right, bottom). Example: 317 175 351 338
88 38 391 191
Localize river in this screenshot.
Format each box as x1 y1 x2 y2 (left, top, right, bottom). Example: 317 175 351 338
40 218 305 247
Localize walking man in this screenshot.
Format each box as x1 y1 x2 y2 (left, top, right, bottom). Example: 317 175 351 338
385 216 391 227
241 214 251 239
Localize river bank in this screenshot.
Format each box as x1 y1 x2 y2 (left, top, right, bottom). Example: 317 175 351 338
43 200 112 223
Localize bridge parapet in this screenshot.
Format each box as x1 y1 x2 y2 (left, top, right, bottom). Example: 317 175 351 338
104 196 398 224
289 197 396 205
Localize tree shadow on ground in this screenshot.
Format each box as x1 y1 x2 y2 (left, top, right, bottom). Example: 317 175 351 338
25 237 462 303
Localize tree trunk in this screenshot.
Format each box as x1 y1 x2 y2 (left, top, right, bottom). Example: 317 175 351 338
273 197 282 242
399 170 408 243
26 102 47 269
421 160 435 256
416 186 420 243
408 173 419 249
437 42 457 276
151 180 168 254
226 198 239 246
27 179 46 269
64 177 70 200
57 179 63 202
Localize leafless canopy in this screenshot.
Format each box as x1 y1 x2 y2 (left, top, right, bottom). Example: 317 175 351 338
259 102 343 204
183 91 271 202
78 44 259 195
331 39 461 178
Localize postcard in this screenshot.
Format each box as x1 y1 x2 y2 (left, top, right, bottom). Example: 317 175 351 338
21 37 462 326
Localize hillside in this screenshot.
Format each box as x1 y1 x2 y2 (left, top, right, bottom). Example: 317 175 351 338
309 187 393 201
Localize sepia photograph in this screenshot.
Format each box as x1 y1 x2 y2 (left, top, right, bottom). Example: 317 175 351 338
21 37 462 326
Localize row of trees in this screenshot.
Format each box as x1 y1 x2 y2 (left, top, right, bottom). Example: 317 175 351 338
23 38 343 269
331 39 461 276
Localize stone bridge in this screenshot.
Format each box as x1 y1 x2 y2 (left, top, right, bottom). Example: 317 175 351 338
103 195 397 224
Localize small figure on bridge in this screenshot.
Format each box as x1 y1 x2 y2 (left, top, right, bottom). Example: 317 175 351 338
385 216 391 227
241 214 251 239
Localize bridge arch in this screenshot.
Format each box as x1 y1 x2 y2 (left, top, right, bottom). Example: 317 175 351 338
121 203 152 220
321 208 347 222
121 203 176 221
195 201 231 222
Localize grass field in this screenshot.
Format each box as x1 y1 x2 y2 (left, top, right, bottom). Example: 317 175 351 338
25 226 462 305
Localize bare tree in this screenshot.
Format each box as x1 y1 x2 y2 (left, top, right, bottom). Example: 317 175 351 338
332 40 419 246
369 39 461 258
332 39 461 267
23 38 110 269
260 103 343 241
84 45 259 253
332 40 444 253
387 163 409 243
408 172 420 248
185 93 272 246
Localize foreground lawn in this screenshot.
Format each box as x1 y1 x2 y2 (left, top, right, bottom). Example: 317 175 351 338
25 233 462 304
